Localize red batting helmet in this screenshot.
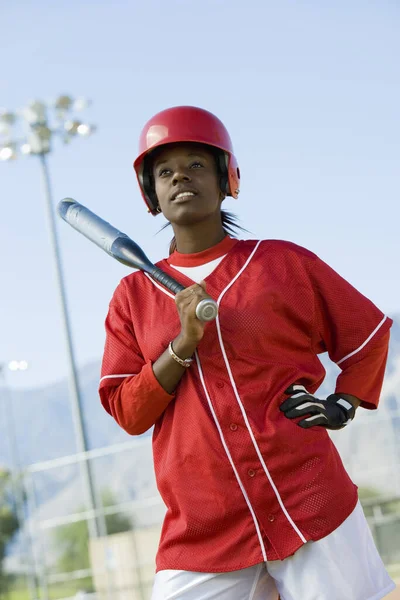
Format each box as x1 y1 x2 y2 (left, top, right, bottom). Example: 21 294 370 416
133 106 240 215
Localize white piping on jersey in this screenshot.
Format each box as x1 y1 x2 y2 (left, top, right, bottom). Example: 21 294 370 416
214 241 307 544
144 273 175 299
336 315 388 365
100 373 136 383
143 240 306 552
195 351 268 562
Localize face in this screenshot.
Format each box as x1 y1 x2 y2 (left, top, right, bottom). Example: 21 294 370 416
151 143 224 226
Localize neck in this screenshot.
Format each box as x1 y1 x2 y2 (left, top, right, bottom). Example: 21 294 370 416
172 219 226 254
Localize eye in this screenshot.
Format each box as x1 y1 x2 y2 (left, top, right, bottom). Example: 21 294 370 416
190 161 203 169
158 167 171 177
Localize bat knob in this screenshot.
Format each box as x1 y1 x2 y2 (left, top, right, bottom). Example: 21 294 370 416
195 299 218 322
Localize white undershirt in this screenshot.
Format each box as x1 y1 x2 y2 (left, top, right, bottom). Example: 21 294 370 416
169 255 227 283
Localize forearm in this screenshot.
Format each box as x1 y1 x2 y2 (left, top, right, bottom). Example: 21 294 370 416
104 335 199 435
103 361 174 435
101 281 208 434
151 281 208 393
152 334 198 394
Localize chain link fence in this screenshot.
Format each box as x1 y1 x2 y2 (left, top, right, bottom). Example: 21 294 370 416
2 403 399 599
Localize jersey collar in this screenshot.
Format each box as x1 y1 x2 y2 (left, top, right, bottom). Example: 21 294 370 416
168 236 238 267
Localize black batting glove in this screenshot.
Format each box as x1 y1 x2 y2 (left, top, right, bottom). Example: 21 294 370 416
280 384 356 430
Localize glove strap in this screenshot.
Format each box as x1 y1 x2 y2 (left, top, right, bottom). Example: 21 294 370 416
327 394 356 426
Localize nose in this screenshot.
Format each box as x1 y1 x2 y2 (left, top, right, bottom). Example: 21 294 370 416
172 169 191 185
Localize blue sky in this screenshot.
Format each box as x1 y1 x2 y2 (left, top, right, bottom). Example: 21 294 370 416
1 0 399 389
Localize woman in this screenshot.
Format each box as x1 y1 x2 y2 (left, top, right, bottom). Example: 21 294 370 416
99 106 395 599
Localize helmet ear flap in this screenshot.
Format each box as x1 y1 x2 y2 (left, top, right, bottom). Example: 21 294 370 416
141 156 159 214
216 151 229 195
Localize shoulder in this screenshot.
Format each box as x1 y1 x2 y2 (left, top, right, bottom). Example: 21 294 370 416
236 238 318 261
108 270 152 311
119 267 156 292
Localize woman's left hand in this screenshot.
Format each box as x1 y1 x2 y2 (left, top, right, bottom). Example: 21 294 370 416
279 384 357 430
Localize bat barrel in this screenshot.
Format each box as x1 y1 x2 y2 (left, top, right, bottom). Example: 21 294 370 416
58 198 219 322
58 198 130 255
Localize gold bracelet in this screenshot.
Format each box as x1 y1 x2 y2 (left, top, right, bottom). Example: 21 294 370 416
168 341 193 368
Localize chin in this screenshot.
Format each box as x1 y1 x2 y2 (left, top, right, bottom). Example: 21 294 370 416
167 207 213 227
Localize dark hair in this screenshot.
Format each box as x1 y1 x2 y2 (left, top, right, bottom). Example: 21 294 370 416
159 210 250 254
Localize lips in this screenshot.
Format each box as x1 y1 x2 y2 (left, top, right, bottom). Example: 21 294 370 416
171 188 198 201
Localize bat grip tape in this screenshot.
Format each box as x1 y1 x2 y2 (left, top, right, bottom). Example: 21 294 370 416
151 267 185 294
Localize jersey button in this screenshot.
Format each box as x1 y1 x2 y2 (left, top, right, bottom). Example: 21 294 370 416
216 381 224 388
268 514 275 522
230 423 238 431
248 469 256 477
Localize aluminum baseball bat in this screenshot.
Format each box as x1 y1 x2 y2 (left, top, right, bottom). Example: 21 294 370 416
57 198 218 322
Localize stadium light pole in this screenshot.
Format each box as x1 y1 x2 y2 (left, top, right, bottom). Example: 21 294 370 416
0 360 37 599
0 97 101 540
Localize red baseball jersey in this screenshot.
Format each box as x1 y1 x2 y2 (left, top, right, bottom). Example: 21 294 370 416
99 237 391 572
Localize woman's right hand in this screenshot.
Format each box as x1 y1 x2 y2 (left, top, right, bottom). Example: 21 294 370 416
173 281 211 356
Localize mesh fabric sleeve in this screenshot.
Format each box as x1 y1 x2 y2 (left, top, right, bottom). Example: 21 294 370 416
335 330 390 409
99 279 175 435
304 254 392 409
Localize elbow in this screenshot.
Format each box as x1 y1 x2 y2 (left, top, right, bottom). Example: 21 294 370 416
122 420 153 436
104 378 165 436
110 402 155 436
104 386 151 435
